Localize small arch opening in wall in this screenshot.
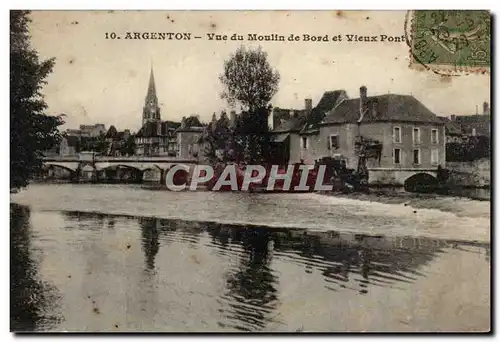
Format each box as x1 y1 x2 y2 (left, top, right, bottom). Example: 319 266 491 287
404 173 438 193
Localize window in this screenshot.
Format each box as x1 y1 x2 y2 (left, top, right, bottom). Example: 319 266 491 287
431 148 439 165
413 127 420 144
394 148 401 164
393 126 402 143
329 135 339 150
431 128 439 144
413 149 420 165
301 137 308 149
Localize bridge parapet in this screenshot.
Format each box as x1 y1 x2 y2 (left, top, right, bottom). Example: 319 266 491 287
43 155 198 163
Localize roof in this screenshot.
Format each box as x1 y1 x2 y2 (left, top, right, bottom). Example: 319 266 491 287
176 126 205 133
272 116 307 133
453 114 490 136
105 125 118 138
272 133 290 143
322 94 443 125
301 90 347 133
437 116 462 135
136 121 180 137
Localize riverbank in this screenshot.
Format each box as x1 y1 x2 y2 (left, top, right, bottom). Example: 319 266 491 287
319 186 490 204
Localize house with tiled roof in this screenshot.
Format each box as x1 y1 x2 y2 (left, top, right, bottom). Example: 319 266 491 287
298 86 445 185
135 120 180 156
176 115 206 159
451 111 490 138
437 116 463 143
104 125 132 156
269 92 347 164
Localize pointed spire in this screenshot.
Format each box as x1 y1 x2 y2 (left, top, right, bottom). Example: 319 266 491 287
145 64 157 104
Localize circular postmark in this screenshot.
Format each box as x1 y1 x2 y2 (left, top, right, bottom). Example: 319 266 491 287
403 10 490 76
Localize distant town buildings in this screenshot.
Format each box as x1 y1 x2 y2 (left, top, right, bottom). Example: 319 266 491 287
438 101 491 144
105 126 132 156
65 124 106 138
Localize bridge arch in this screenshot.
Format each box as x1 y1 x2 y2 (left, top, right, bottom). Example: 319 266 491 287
404 172 439 193
98 164 143 172
44 162 79 173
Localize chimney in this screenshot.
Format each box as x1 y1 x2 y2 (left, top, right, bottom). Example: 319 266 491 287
230 110 236 127
305 98 313 111
359 86 368 115
181 116 186 129
483 101 490 115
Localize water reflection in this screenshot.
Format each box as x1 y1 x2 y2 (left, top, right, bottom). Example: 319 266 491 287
10 206 490 332
139 218 160 271
217 227 280 331
10 204 62 332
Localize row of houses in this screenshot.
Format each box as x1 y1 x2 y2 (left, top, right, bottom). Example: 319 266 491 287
264 86 490 185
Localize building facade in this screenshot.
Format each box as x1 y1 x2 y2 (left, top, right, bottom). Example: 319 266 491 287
270 91 347 164
105 126 132 156
272 87 446 185
299 86 446 184
177 118 205 159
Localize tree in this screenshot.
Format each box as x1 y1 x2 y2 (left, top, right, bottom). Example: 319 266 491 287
11 11 63 190
121 135 136 156
219 46 280 163
184 115 203 128
220 46 280 112
200 112 233 163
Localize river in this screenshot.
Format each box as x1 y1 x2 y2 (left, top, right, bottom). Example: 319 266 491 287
10 184 491 332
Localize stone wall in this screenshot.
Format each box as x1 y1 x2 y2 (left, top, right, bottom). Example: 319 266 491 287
367 168 438 186
446 158 490 188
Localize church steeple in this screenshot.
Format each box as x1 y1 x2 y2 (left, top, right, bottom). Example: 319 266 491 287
142 65 161 126
145 65 157 105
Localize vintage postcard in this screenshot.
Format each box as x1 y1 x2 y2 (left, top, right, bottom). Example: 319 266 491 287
10 10 490 333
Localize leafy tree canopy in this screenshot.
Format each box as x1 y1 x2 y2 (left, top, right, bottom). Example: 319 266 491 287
11 10 64 189
219 46 280 112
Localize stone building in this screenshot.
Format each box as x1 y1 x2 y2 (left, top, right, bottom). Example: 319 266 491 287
176 116 206 160
271 87 446 185
105 125 132 156
269 91 347 164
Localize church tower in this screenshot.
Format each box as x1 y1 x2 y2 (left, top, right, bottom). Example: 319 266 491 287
142 65 161 126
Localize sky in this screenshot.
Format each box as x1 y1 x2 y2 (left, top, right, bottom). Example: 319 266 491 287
29 10 490 132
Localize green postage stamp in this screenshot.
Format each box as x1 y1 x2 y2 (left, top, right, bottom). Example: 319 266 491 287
410 10 490 73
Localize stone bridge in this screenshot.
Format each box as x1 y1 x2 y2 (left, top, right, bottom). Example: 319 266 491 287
43 155 198 182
